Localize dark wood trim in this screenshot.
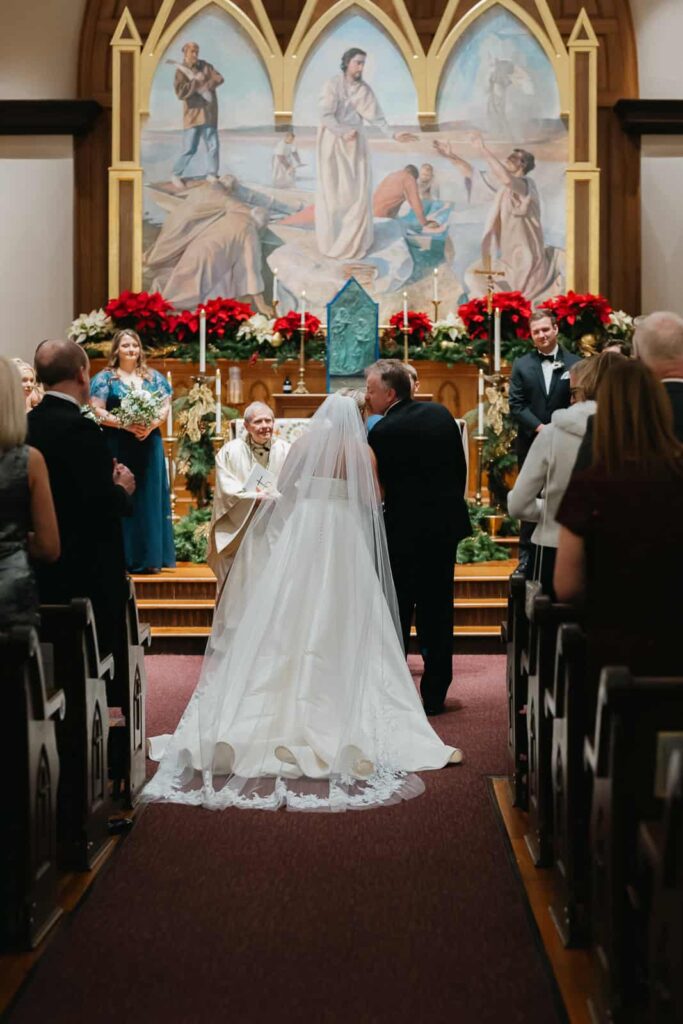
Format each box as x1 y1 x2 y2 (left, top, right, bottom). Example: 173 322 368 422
614 99 683 136
0 100 102 136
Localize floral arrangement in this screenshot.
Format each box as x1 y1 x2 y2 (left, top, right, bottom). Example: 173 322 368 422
173 506 211 562
104 290 174 345
114 389 165 428
80 404 101 425
458 291 532 342
387 309 433 344
604 309 635 352
68 308 113 346
538 291 611 348
430 312 468 347
272 310 321 340
237 313 277 347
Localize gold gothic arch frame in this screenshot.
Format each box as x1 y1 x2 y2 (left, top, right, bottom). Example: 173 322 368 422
107 0 600 299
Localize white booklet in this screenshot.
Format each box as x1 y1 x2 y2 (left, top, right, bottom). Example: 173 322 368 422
240 464 279 499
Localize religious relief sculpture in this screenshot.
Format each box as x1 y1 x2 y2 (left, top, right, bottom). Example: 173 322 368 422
327 278 379 379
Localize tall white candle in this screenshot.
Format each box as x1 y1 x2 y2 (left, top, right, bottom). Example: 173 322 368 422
166 371 173 436
300 290 306 329
273 268 278 304
403 291 408 328
215 367 222 436
494 308 501 372
199 308 207 373
433 268 439 302
478 368 485 435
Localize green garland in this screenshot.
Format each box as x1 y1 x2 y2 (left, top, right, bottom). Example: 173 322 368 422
173 506 211 562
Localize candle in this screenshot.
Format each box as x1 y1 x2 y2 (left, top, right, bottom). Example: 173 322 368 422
166 371 173 436
433 268 439 303
478 368 485 435
199 308 207 374
273 267 278 304
494 308 501 373
300 290 306 329
215 367 222 436
403 291 408 328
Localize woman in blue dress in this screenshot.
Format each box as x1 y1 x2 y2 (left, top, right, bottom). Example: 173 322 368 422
90 330 176 573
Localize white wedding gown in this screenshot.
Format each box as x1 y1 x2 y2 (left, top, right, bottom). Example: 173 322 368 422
144 396 456 812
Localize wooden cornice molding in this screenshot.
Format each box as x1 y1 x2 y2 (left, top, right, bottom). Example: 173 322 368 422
0 100 102 136
614 99 683 135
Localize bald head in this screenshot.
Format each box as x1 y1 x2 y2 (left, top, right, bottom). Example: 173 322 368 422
634 312 683 378
34 339 89 403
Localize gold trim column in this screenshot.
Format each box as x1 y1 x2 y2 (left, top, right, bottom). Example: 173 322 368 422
567 9 600 294
109 8 143 297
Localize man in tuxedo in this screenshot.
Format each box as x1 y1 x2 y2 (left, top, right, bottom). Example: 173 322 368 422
509 311 580 569
28 340 135 702
366 360 471 717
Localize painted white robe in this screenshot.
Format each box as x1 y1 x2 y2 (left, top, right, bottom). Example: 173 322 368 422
206 437 290 585
315 74 392 261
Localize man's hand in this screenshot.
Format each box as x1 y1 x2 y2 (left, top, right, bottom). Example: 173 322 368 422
432 139 451 158
113 460 136 495
343 130 358 142
394 132 417 143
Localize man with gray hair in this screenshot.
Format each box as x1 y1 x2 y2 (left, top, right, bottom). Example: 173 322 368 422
207 401 290 585
633 311 683 439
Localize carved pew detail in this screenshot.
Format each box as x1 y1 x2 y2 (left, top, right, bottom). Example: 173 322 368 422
110 578 150 806
503 572 529 809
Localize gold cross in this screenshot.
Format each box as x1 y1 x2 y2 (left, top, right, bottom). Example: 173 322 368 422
474 256 505 314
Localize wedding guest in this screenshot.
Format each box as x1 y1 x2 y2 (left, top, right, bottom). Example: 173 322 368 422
633 310 683 438
90 329 175 574
366 363 418 432
366 359 471 716
509 310 581 572
12 358 42 411
507 358 597 598
0 357 59 627
555 359 683 684
207 401 289 585
28 339 135 701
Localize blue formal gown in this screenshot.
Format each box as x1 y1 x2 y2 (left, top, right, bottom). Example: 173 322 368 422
90 368 176 572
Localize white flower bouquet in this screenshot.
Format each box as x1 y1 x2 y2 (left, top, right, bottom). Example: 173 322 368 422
237 313 277 347
115 389 164 428
68 308 114 345
430 312 468 349
606 309 635 342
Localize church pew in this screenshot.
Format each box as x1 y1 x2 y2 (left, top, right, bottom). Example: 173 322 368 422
109 578 150 807
503 571 529 809
1 627 65 950
545 622 591 947
584 670 683 1023
524 594 577 867
637 750 682 1024
39 599 113 870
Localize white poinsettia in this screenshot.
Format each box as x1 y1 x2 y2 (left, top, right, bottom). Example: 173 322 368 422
607 309 635 338
430 311 467 343
68 308 114 345
237 313 276 346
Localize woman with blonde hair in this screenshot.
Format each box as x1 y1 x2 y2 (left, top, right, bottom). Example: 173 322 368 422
12 357 42 411
555 358 683 680
0 356 60 626
90 329 175 573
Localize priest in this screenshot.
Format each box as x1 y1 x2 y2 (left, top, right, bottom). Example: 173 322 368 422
207 402 290 585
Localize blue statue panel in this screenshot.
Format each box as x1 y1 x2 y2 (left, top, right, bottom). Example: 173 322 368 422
326 278 379 385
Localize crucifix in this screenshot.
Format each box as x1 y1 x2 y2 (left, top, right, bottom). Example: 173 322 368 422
474 255 504 373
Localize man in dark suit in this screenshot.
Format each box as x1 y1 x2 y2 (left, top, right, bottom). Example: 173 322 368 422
366 360 471 717
28 340 135 702
572 311 683 473
509 310 580 569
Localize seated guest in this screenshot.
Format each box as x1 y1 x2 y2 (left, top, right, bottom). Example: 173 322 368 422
207 402 289 585
0 357 60 627
507 353 623 596
27 340 135 700
555 359 683 684
12 357 42 411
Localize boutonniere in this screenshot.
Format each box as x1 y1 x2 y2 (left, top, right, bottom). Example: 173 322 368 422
550 360 564 372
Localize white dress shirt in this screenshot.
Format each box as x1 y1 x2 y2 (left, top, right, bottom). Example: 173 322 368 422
540 346 559 394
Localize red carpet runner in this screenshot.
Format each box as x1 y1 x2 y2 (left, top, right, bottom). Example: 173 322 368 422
9 655 564 1023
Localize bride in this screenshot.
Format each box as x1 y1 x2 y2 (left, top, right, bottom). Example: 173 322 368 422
144 393 461 812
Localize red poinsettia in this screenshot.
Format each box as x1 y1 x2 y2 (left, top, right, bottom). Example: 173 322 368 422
105 290 174 341
458 291 531 340
538 291 612 340
201 297 253 339
388 309 433 342
273 310 321 340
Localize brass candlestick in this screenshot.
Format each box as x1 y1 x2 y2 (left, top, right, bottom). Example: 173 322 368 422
272 298 279 318
473 432 487 507
294 325 309 394
163 435 179 522
401 325 410 364
432 299 441 323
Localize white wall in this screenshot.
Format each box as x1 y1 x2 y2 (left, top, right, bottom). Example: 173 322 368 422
0 0 86 99
629 0 683 314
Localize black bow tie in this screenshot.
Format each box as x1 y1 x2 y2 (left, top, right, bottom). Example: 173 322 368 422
538 352 557 363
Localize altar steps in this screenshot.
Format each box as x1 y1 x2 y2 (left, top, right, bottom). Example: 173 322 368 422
134 559 518 654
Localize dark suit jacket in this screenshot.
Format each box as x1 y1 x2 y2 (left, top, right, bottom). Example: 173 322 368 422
509 346 581 458
572 379 683 474
27 395 129 660
367 398 471 557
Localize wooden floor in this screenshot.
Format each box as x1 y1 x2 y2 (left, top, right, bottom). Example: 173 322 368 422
492 778 598 1023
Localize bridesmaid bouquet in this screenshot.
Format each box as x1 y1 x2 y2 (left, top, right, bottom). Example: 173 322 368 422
115 389 165 428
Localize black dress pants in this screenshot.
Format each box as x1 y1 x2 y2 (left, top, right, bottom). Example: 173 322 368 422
390 543 456 711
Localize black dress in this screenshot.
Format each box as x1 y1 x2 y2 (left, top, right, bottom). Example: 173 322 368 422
0 445 39 627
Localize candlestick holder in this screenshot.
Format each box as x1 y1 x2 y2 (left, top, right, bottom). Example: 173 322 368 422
401 325 410 364
272 297 279 318
432 298 441 323
294 326 309 394
163 435 180 522
473 432 487 507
